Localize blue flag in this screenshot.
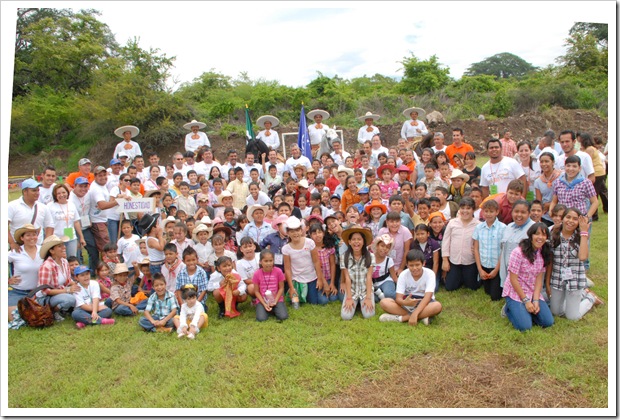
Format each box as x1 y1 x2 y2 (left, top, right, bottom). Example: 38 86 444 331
298 105 312 161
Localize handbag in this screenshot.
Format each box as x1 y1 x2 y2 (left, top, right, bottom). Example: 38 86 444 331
17 285 54 328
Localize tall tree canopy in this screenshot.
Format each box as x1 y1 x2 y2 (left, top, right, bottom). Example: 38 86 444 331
399 54 451 95
464 52 536 79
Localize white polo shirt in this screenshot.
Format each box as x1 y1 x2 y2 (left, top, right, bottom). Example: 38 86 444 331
8 197 53 245
479 157 525 194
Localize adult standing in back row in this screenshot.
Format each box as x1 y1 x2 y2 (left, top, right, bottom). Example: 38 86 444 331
479 138 526 198
113 125 142 162
445 128 474 168
400 107 428 143
307 109 330 156
184 119 210 153
357 111 381 145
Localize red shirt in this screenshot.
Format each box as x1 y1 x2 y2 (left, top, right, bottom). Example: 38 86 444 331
326 176 340 194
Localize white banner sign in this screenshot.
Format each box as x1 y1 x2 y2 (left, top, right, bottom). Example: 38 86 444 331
116 198 155 214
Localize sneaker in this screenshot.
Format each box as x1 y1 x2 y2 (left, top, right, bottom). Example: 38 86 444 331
379 314 400 322
586 277 595 288
75 322 86 329
420 317 430 325
100 318 115 325
177 332 185 339
500 304 507 318
53 312 65 322
187 332 195 340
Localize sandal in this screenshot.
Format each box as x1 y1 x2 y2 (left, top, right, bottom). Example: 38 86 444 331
585 288 605 306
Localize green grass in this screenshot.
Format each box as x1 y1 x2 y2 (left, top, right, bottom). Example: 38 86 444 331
6 161 609 409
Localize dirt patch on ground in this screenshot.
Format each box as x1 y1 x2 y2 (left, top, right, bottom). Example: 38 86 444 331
320 353 591 408
8 108 608 177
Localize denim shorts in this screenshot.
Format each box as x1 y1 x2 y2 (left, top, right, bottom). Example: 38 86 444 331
8 288 31 307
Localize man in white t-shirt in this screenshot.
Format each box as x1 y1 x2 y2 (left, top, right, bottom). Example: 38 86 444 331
262 149 286 177
285 145 312 179
479 138 526 198
194 148 222 179
221 150 241 181
556 130 595 182
8 179 54 249
106 159 124 192
240 152 263 183
37 166 58 205
89 166 118 250
370 135 389 162
69 177 99 271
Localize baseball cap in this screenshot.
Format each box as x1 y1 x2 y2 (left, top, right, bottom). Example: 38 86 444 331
330 194 341 201
358 187 369 194
110 158 121 166
74 265 90 276
74 177 89 185
94 166 107 174
78 158 91 166
196 193 209 202
21 179 41 190
118 151 129 158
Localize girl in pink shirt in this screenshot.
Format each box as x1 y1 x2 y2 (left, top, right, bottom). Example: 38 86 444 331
252 249 288 322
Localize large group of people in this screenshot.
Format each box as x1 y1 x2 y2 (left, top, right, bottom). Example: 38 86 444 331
7 108 608 333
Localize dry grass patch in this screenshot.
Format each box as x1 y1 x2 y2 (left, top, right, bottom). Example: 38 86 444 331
322 353 591 408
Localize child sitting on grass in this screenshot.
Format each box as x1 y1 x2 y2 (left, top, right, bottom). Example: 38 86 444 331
379 249 443 326
139 274 178 333
174 248 209 311
252 249 289 322
110 263 147 316
174 284 207 339
72 265 115 329
207 256 247 318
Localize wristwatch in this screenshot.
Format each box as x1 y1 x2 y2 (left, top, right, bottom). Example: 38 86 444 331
521 297 530 304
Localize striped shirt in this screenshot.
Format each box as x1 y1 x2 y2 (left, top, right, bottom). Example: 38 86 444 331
550 235 586 291
340 253 375 301
175 266 209 302
472 218 507 268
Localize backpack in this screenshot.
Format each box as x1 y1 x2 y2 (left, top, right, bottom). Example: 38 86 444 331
17 285 54 328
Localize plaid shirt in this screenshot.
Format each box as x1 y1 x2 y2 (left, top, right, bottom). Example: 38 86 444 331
110 280 133 309
550 235 586 291
38 257 72 295
145 290 178 319
502 247 546 302
175 266 209 301
340 253 374 300
472 218 507 268
317 247 335 281
552 175 596 216
501 139 518 158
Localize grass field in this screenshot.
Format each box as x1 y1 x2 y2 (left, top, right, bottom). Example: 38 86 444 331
6 164 610 410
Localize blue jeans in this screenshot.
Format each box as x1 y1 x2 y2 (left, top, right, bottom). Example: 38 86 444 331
505 297 554 332
71 307 113 324
374 280 396 302
48 293 76 311
305 279 325 305
139 315 174 332
445 263 480 291
149 262 163 277
80 228 99 272
107 219 119 245
64 239 78 259
113 301 146 315
316 279 340 305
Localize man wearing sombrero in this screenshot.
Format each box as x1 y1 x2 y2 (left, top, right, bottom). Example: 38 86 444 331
400 107 428 143
307 109 330 155
357 111 381 144
183 119 210 153
256 115 281 151
113 125 142 162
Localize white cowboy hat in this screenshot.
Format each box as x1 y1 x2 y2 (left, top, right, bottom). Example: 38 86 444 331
357 111 381 121
247 205 268 223
219 190 233 199
370 234 395 254
337 165 354 177
297 179 310 189
307 109 330 120
40 235 70 259
285 216 302 230
114 125 140 139
256 115 280 128
183 119 207 130
449 169 470 183
402 107 426 119
196 216 212 226
192 223 213 242
113 263 129 275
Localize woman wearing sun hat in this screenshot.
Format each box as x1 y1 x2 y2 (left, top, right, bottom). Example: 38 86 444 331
183 119 210 153
7 224 43 320
307 109 331 155
37 234 78 320
113 125 142 162
256 115 281 151
400 107 428 143
357 111 381 145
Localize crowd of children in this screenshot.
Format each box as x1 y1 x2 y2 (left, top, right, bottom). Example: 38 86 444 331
8 127 606 333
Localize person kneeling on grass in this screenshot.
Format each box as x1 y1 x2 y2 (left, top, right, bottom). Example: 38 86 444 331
174 284 207 338
72 265 115 329
340 226 376 320
207 256 247 318
110 263 147 316
139 274 178 333
379 249 443 326
252 249 289 322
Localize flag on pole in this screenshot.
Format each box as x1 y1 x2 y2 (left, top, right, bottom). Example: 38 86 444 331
245 104 255 143
298 104 312 161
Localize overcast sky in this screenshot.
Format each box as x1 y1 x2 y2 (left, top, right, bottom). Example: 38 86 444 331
80 1 613 90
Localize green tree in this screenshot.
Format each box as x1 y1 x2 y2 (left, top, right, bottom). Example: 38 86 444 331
13 8 117 97
399 54 451 95
464 52 536 79
557 31 607 74
570 22 608 48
